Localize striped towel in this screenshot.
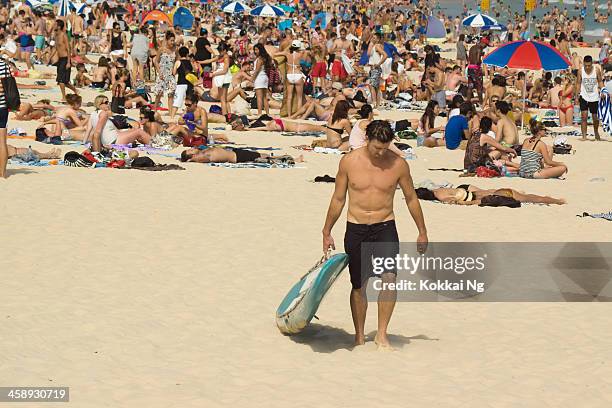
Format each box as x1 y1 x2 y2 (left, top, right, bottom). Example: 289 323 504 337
577 212 612 221
598 87 611 134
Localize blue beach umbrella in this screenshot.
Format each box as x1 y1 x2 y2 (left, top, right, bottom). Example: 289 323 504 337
462 13 497 28
173 6 194 29
482 23 507 31
221 1 249 13
310 11 330 29
250 3 285 18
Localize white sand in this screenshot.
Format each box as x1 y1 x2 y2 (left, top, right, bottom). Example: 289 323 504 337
1 51 612 407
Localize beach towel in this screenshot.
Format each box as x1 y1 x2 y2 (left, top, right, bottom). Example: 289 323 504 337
428 168 464 172
598 87 611 134
207 162 301 169
577 212 612 221
281 131 325 137
313 147 343 155
8 158 62 166
340 53 354 76
123 164 185 171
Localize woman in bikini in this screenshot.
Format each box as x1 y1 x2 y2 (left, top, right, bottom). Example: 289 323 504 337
40 94 89 141
420 100 445 148
211 42 232 116
322 100 352 149
558 75 575 126
519 119 568 179
415 185 566 205
276 40 305 117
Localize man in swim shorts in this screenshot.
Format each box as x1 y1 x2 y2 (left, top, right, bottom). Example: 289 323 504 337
180 147 302 164
322 120 428 349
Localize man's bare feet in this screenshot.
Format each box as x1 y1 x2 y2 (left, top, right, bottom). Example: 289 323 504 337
295 154 304 163
374 333 395 351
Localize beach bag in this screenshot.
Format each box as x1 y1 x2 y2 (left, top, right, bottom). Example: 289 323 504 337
479 195 521 208
266 62 281 88
553 143 573 155
131 156 155 167
202 71 212 88
185 72 198 86
476 166 500 178
182 134 207 147
1 74 20 110
110 115 130 129
209 105 222 115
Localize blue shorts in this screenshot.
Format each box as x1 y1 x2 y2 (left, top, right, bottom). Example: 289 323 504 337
35 35 45 49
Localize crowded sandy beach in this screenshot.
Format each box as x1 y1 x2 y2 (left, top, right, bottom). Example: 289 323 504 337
1 0 612 406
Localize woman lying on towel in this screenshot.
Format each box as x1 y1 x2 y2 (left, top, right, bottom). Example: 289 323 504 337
415 184 566 205
231 116 324 134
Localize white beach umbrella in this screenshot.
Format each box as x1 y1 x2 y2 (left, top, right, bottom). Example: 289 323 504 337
222 1 250 14
462 13 497 28
57 0 73 16
250 3 285 18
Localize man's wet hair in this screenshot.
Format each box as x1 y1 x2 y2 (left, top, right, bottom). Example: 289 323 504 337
366 120 394 143
584 55 593 63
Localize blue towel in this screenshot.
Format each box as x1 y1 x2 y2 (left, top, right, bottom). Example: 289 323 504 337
598 87 611 134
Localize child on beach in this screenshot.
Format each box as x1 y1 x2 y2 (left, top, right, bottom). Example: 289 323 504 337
74 63 92 88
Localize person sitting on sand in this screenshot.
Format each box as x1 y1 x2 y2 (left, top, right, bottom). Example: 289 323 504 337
419 100 446 148
349 104 407 156
91 57 111 89
444 102 473 150
40 94 89 141
518 119 568 179
166 94 228 144
84 95 152 152
74 63 92 88
321 100 352 149
180 147 303 164
464 116 517 173
415 184 566 205
492 101 519 147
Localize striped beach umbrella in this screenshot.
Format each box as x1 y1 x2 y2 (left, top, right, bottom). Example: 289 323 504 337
462 13 497 28
221 1 249 13
483 40 571 71
250 3 285 17
57 0 72 16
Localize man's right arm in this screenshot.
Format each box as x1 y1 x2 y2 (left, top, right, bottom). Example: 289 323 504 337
322 156 349 252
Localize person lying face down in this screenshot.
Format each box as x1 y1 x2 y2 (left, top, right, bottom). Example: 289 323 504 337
180 147 303 164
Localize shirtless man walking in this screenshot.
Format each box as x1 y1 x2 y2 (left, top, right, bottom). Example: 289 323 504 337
54 20 78 102
322 120 428 349
467 40 486 103
329 28 355 85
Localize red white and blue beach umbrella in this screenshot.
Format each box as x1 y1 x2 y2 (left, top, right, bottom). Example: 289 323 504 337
222 1 250 13
462 13 497 28
250 3 285 17
483 40 571 71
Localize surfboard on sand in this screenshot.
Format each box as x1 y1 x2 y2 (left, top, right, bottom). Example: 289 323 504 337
276 253 349 335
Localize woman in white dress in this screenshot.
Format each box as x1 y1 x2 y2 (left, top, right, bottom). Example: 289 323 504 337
251 44 272 116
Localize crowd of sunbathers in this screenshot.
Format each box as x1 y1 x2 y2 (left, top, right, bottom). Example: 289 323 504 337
1 0 609 183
